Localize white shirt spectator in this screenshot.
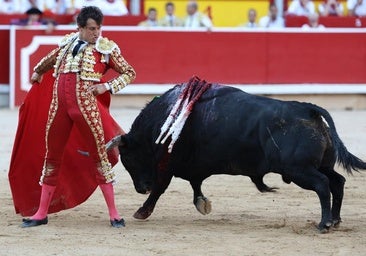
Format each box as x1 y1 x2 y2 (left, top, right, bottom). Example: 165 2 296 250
70 0 128 15
318 0 344 16
38 0 71 14
184 12 212 28
347 0 366 16
301 13 325 30
288 0 316 16
184 1 212 29
259 16 285 28
302 23 326 30
0 0 41 14
0 0 22 13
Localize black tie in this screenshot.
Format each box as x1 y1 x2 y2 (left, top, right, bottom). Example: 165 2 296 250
72 40 84 57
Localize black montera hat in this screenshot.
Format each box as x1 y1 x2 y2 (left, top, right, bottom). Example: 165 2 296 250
25 7 43 15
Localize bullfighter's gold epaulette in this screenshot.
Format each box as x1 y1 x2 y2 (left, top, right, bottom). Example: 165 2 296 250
96 37 121 54
58 32 78 47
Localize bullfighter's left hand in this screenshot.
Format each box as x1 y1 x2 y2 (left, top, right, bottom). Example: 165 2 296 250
88 83 108 96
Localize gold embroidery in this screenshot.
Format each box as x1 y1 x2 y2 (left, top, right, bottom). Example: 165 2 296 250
107 49 136 94
76 77 116 183
40 77 59 184
59 32 78 47
54 44 103 81
96 37 119 54
34 48 59 75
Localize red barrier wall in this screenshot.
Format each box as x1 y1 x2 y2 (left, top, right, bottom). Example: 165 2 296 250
0 28 10 84
6 26 366 107
285 16 366 28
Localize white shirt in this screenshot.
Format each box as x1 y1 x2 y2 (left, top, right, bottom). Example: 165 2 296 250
70 0 128 15
0 0 21 14
159 15 183 27
0 0 41 14
301 24 326 30
184 12 212 28
259 16 285 28
244 22 258 28
347 0 366 16
37 0 71 14
288 0 316 16
318 2 344 16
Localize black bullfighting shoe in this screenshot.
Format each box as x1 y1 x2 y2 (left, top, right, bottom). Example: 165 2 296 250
110 218 125 228
21 217 48 228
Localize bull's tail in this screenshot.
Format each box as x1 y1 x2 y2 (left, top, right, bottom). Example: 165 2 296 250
307 103 366 174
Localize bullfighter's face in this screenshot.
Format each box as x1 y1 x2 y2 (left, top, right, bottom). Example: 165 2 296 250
78 18 101 44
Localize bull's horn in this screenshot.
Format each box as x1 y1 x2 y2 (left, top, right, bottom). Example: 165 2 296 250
106 135 122 151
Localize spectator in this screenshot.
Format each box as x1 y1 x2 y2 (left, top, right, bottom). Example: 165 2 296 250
347 0 366 16
38 0 72 15
159 2 183 27
11 7 56 33
138 7 158 27
259 3 285 28
302 12 326 29
318 0 344 16
67 0 128 15
184 0 213 29
0 0 22 14
18 0 40 14
0 0 44 14
287 0 316 16
239 8 258 28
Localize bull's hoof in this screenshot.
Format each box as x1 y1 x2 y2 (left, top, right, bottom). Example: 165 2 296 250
318 221 332 234
133 207 152 220
333 218 342 228
195 196 212 215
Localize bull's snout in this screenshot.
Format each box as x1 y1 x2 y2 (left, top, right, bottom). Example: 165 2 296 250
135 181 152 194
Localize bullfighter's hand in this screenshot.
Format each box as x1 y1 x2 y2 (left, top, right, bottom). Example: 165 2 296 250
88 83 108 96
30 72 42 84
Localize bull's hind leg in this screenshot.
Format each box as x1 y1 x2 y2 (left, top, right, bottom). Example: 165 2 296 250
322 169 346 227
284 167 332 233
250 176 278 192
190 180 212 215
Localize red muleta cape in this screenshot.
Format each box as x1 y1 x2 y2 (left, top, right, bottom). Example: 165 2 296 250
8 70 123 216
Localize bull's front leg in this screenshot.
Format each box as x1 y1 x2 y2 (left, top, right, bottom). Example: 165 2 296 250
190 180 212 215
133 172 173 220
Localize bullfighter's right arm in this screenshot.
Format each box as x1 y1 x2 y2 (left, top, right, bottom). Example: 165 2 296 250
31 48 60 83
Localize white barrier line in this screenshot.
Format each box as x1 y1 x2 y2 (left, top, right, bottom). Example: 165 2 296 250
117 84 366 95
2 83 366 95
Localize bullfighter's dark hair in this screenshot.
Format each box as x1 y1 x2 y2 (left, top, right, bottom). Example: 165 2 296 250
76 6 103 27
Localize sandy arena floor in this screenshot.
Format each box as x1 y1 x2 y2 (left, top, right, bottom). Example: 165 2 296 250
0 106 365 256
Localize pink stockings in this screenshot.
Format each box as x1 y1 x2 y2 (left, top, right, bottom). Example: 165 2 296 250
31 183 121 222
31 184 56 220
99 183 121 221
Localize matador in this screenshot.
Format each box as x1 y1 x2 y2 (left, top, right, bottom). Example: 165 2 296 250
9 6 136 228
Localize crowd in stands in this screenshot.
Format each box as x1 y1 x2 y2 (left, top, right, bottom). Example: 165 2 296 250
0 0 128 16
137 1 212 29
1 0 366 29
239 0 365 29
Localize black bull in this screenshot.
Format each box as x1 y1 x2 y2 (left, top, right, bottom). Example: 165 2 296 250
115 80 366 232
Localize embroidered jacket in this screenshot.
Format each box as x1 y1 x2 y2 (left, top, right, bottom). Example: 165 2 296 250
33 32 136 94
